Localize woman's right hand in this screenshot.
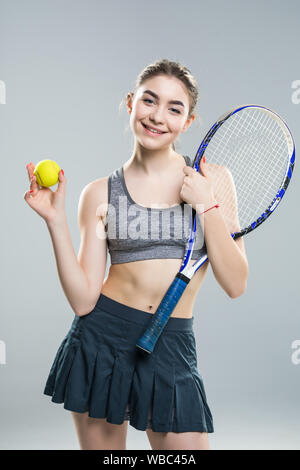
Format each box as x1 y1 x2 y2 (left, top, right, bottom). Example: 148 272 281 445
24 162 66 224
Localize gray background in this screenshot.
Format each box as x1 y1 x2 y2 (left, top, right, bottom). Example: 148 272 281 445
0 0 299 450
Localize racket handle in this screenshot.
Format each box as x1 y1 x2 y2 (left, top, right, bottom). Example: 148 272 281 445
136 273 190 354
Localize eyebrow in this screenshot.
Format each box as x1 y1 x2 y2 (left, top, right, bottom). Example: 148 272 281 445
142 89 185 107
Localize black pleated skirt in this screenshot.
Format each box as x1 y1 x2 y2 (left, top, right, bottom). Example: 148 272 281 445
43 293 214 433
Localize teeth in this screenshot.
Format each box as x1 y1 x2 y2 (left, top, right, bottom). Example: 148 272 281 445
145 124 163 134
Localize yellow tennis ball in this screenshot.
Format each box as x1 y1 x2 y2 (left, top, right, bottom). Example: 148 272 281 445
33 159 61 187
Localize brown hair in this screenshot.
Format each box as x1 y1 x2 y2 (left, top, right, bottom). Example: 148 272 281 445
119 58 199 151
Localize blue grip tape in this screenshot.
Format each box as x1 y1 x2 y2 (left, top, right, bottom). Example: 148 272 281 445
136 274 189 354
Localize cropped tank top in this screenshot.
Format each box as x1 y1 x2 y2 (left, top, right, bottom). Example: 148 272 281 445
105 155 206 264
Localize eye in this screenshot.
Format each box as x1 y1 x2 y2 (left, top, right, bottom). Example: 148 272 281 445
143 98 154 104
142 98 181 114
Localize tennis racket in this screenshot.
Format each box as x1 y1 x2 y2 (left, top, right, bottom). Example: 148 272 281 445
136 104 295 355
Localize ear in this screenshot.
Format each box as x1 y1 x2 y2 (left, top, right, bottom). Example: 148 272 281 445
181 113 196 133
126 92 134 114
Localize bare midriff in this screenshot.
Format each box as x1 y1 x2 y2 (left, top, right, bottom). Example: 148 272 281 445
101 257 209 319
101 153 209 319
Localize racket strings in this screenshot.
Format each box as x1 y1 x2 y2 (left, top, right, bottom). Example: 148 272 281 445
201 108 291 231
224 114 281 213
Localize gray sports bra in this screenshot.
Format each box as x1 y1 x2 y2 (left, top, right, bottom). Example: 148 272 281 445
105 155 206 264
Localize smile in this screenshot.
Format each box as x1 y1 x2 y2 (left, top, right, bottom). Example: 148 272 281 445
141 123 167 136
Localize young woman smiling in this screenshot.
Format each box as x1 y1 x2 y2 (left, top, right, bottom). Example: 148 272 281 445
24 59 248 450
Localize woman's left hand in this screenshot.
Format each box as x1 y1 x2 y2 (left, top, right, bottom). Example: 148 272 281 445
180 158 217 212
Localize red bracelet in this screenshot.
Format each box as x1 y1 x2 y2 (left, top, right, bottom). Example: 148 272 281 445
198 203 220 216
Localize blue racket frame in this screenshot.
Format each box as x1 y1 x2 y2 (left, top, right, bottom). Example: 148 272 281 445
136 105 295 355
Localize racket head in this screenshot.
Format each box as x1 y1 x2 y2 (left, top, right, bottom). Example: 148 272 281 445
192 104 295 239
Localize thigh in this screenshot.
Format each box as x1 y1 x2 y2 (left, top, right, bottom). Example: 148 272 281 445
71 411 129 450
146 429 211 450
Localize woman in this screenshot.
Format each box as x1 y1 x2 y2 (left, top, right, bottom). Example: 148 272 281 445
24 59 248 450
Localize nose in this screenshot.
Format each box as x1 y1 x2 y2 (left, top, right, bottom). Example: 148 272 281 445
149 106 165 125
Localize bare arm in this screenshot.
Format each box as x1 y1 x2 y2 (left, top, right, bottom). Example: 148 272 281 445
198 165 248 299
76 178 108 315
45 180 108 316
24 163 108 316
199 208 248 298
46 214 93 316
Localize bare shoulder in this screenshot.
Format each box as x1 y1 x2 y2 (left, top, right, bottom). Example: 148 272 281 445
79 176 109 221
206 163 235 194
84 176 109 199
206 162 232 178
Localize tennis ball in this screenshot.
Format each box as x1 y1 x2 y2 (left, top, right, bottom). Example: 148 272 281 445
33 159 61 187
